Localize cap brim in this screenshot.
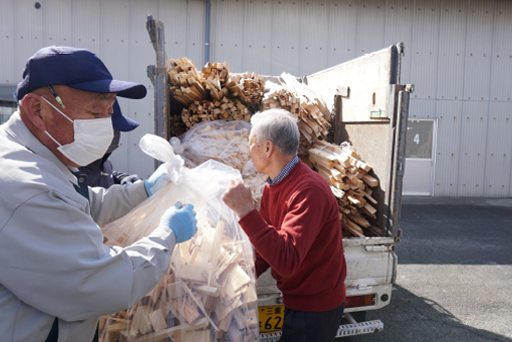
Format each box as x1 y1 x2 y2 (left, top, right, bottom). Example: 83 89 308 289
68 79 147 99
113 114 140 132
111 100 140 132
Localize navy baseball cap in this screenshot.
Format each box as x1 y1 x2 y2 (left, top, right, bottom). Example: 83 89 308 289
16 46 147 101
112 100 139 132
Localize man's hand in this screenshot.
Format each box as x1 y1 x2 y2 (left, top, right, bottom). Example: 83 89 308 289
159 202 198 243
222 179 255 219
144 163 171 196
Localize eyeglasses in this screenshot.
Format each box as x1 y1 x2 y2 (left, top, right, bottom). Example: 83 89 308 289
47 85 66 109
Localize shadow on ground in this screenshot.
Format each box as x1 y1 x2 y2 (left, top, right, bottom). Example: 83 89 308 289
338 284 512 342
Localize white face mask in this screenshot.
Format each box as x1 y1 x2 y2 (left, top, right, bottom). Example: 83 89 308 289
41 96 114 166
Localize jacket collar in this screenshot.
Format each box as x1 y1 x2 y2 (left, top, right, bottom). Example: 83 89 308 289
3 111 78 185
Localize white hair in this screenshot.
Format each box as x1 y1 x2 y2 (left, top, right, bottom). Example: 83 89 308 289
250 108 300 156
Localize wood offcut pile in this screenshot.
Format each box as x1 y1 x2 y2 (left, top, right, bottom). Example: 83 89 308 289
168 58 206 107
308 139 380 238
167 58 332 158
167 58 381 238
225 73 266 106
168 58 264 129
100 221 259 342
261 73 331 157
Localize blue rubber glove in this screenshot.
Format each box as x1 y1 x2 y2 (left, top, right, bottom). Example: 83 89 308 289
159 202 198 243
144 163 171 196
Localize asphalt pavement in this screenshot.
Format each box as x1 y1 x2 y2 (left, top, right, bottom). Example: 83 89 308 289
351 196 512 342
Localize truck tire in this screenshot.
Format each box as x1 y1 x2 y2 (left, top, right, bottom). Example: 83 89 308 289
335 311 367 342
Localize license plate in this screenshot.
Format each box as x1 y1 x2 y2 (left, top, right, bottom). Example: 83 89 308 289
258 305 285 332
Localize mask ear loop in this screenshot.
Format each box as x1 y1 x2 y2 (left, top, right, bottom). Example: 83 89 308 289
44 130 63 148
40 96 74 148
40 96 73 123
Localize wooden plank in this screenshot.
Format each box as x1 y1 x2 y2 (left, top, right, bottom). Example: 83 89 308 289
363 174 379 187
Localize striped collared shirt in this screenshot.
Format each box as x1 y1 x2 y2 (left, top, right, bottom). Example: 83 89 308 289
267 155 299 186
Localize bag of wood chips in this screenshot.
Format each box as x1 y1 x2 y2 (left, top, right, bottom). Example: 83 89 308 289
170 120 266 210
99 134 259 342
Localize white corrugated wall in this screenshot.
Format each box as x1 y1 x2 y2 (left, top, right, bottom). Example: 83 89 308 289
1 0 511 196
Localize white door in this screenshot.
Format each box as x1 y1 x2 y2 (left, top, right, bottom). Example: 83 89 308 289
403 119 437 196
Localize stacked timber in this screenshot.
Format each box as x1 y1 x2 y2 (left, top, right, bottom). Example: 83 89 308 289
262 73 331 157
168 58 207 107
308 139 380 238
225 73 266 106
202 62 231 102
168 58 266 130
181 98 251 129
100 221 259 342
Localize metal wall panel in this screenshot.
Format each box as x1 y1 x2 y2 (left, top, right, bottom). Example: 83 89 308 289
463 0 494 102
210 0 246 72
185 0 207 63
1 1 16 87
408 98 436 119
409 0 440 101
384 0 414 85
118 0 162 178
298 0 330 76
13 1 45 82
40 0 73 48
489 0 512 102
356 0 387 57
483 102 512 197
457 101 488 197
433 100 463 196
70 0 102 53
269 0 301 76
436 0 467 101
99 0 132 174
326 0 358 68
243 0 274 75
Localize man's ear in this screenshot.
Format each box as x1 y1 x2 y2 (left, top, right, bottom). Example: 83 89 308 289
21 94 47 130
265 140 274 158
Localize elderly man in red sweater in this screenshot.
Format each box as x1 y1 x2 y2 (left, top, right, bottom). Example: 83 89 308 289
223 108 347 341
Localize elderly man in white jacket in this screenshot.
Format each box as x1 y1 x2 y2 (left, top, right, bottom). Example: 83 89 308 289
0 46 198 342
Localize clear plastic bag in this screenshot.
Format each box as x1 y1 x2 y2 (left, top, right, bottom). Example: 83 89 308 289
99 134 259 342
170 120 266 210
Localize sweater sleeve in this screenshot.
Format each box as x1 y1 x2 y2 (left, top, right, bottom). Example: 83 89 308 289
239 187 327 278
254 250 270 278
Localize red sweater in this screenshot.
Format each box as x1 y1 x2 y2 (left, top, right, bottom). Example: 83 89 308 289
239 161 346 312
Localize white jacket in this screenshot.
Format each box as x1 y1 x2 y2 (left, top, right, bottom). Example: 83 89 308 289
0 112 176 342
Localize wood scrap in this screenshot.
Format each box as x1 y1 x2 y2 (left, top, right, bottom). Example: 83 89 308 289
262 73 331 156
100 219 259 342
181 97 251 128
308 140 380 238
227 72 266 107
168 57 206 107
168 58 267 131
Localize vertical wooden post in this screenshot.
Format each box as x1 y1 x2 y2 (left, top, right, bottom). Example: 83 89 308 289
146 15 170 168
